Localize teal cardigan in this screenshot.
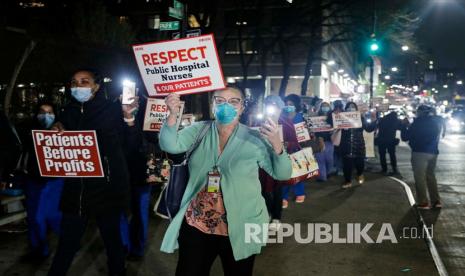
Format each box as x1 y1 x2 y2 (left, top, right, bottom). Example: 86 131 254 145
159 121 292 260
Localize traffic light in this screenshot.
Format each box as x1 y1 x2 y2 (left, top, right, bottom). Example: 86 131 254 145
369 39 380 55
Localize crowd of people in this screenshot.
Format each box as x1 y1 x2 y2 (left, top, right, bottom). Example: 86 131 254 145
0 69 445 275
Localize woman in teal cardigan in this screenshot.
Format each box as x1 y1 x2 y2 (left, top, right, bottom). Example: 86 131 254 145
159 87 292 275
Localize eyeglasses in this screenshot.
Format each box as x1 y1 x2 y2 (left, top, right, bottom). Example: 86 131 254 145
213 96 242 107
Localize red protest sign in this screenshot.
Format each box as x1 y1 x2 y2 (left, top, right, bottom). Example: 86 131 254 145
132 34 225 96
32 130 104 177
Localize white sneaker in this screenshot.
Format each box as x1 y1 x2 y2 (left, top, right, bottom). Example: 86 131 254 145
269 219 282 231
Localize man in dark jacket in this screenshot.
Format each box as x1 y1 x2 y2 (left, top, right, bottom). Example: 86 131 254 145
48 70 138 276
401 105 442 210
377 111 402 175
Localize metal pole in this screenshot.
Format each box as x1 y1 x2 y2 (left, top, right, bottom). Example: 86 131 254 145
369 56 374 108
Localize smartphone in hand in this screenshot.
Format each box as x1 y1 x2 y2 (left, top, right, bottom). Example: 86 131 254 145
122 80 136 104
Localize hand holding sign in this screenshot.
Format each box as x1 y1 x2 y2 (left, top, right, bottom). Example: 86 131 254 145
165 93 182 127
51 122 65 135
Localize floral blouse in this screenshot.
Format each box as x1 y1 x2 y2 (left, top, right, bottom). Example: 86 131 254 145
185 187 228 236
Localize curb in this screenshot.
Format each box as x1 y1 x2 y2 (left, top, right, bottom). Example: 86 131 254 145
389 176 449 276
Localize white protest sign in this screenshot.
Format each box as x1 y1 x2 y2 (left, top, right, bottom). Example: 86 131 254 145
132 34 225 96
307 116 333 132
332 112 362 129
289 147 319 179
143 98 184 132
363 131 375 158
294 122 311 143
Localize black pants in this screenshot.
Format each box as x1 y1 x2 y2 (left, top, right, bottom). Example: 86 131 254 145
262 184 282 220
176 220 255 276
342 156 365 183
378 143 397 172
48 212 126 276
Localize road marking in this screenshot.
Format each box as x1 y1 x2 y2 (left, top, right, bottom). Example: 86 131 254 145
389 176 449 276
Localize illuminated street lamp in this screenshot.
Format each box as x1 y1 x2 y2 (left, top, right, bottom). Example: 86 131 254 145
391 67 398 72
458 80 463 85
327 60 336 66
385 75 391 80
401 45 409 51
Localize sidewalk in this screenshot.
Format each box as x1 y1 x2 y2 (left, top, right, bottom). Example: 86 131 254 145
0 172 438 276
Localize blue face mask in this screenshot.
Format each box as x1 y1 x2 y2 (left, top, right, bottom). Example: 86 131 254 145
214 103 238 125
283 105 296 113
37 113 55 129
346 107 357 112
71 87 93 103
321 106 330 113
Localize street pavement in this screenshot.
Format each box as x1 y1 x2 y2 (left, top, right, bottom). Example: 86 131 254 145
0 148 448 275
396 133 465 276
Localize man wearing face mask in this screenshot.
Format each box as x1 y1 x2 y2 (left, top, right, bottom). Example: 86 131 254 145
48 69 138 276
159 87 292 276
21 103 64 261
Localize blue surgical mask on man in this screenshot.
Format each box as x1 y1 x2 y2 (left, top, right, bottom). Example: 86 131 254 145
346 107 357 112
71 87 93 103
283 105 296 113
37 113 55 129
214 103 238 125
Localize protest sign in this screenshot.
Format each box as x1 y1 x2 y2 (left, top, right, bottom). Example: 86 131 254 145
358 103 370 113
143 98 184 132
307 116 333 132
132 34 225 96
363 131 375 158
32 130 104 177
294 122 311 143
332 112 362 129
279 147 319 185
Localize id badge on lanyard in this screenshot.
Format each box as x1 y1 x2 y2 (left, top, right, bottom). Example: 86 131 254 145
207 167 221 193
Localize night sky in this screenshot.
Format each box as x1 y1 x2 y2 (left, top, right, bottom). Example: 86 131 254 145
415 0 465 68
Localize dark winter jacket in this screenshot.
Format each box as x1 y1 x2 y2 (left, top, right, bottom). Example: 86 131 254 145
401 115 441 155
57 91 137 216
377 112 402 146
339 117 376 158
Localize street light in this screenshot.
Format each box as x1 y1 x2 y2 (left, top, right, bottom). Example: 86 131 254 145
385 75 391 80
458 80 463 85
401 45 409 51
327 60 336 66
338 69 344 73
443 84 448 88
369 40 380 53
391 67 398 72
